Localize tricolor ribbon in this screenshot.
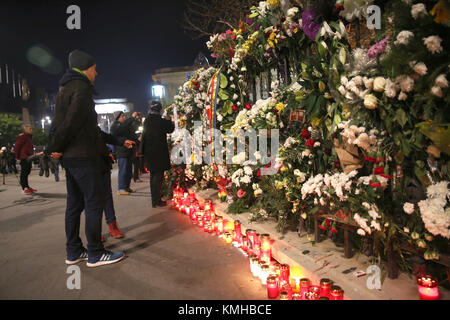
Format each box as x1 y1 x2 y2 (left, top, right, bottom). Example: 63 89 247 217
207 66 224 169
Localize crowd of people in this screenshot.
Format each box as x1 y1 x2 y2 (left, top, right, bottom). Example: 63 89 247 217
2 49 174 268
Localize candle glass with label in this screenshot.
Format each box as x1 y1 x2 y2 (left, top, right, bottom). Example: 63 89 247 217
417 275 439 300
330 285 344 300
299 278 311 299
267 275 279 299
305 286 320 300
320 278 332 298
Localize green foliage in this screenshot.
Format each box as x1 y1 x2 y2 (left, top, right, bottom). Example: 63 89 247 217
0 113 23 147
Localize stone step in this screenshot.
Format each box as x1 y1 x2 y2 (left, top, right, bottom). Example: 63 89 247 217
190 188 450 300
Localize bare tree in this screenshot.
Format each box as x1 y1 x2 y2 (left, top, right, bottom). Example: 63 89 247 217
181 0 260 40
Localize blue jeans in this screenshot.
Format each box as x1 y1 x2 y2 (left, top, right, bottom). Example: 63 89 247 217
118 157 132 191
65 166 105 258
103 171 116 225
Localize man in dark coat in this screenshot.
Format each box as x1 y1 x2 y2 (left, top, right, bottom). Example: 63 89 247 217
142 101 174 207
110 111 139 195
47 49 133 267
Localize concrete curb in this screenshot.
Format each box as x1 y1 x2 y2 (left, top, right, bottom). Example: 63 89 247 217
189 188 450 300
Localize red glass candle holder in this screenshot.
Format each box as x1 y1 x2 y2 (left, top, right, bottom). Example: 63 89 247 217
417 275 439 300
234 220 242 243
279 264 290 285
320 278 332 298
267 276 279 299
305 286 320 300
299 278 311 299
279 291 290 300
330 285 344 300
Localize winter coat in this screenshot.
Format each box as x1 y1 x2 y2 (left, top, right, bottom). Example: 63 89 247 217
47 69 124 172
14 132 34 160
142 114 174 173
110 118 139 158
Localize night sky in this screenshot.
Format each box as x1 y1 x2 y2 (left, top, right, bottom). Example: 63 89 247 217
0 0 208 113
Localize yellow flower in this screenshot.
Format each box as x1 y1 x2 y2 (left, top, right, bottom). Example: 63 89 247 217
318 81 326 92
275 102 285 112
280 166 287 172
430 0 450 23
311 119 321 127
293 28 298 34
267 0 280 9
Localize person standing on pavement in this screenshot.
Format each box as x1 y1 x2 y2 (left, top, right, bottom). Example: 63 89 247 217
47 49 134 267
7 146 18 174
14 125 41 194
141 101 174 208
110 111 139 195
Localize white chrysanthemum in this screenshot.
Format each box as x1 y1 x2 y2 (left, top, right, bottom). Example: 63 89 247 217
411 3 427 19
435 74 448 88
413 62 428 76
423 36 443 54
403 202 415 214
395 30 414 45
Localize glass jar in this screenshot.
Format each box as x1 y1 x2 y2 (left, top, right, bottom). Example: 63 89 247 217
330 285 344 300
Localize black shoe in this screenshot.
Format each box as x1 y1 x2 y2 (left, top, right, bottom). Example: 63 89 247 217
152 203 158 208
45 170 50 178
39 168 44 176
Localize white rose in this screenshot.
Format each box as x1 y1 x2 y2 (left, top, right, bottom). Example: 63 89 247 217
364 94 378 109
435 74 448 88
357 229 366 236
413 62 427 76
384 79 397 98
373 77 386 92
431 86 443 98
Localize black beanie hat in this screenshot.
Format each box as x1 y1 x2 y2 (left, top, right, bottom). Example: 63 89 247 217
150 101 162 113
69 50 96 71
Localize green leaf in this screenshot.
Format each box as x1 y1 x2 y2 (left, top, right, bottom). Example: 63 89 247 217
395 108 407 127
218 88 229 100
339 47 346 65
249 12 259 18
334 113 341 125
220 73 228 89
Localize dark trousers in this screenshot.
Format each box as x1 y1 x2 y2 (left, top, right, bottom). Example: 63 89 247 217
65 166 105 258
150 171 164 205
118 157 132 190
19 159 32 190
102 170 116 225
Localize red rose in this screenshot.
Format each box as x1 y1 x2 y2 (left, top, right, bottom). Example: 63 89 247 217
374 166 384 175
380 174 392 180
365 156 376 162
305 139 315 147
325 219 331 227
370 180 382 188
318 224 327 231
330 228 339 233
336 4 344 12
245 103 252 110
232 104 238 112
301 129 310 139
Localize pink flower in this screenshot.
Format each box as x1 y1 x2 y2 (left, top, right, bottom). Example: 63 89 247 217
237 189 246 198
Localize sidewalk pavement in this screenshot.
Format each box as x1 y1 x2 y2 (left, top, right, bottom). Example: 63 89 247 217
0 167 266 300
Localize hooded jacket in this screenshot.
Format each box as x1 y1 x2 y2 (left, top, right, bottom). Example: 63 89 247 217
47 69 123 172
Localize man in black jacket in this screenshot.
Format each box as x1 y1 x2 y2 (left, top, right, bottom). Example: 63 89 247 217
142 101 174 207
47 49 134 267
110 112 139 195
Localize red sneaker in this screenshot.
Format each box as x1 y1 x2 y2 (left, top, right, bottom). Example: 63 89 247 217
23 188 33 195
29 187 37 192
108 221 124 239
101 235 106 242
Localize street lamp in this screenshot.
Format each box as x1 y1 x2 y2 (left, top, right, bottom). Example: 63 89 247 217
41 118 45 129
152 82 165 100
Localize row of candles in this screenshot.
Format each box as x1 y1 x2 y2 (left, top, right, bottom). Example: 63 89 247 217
172 188 441 300
172 188 345 300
